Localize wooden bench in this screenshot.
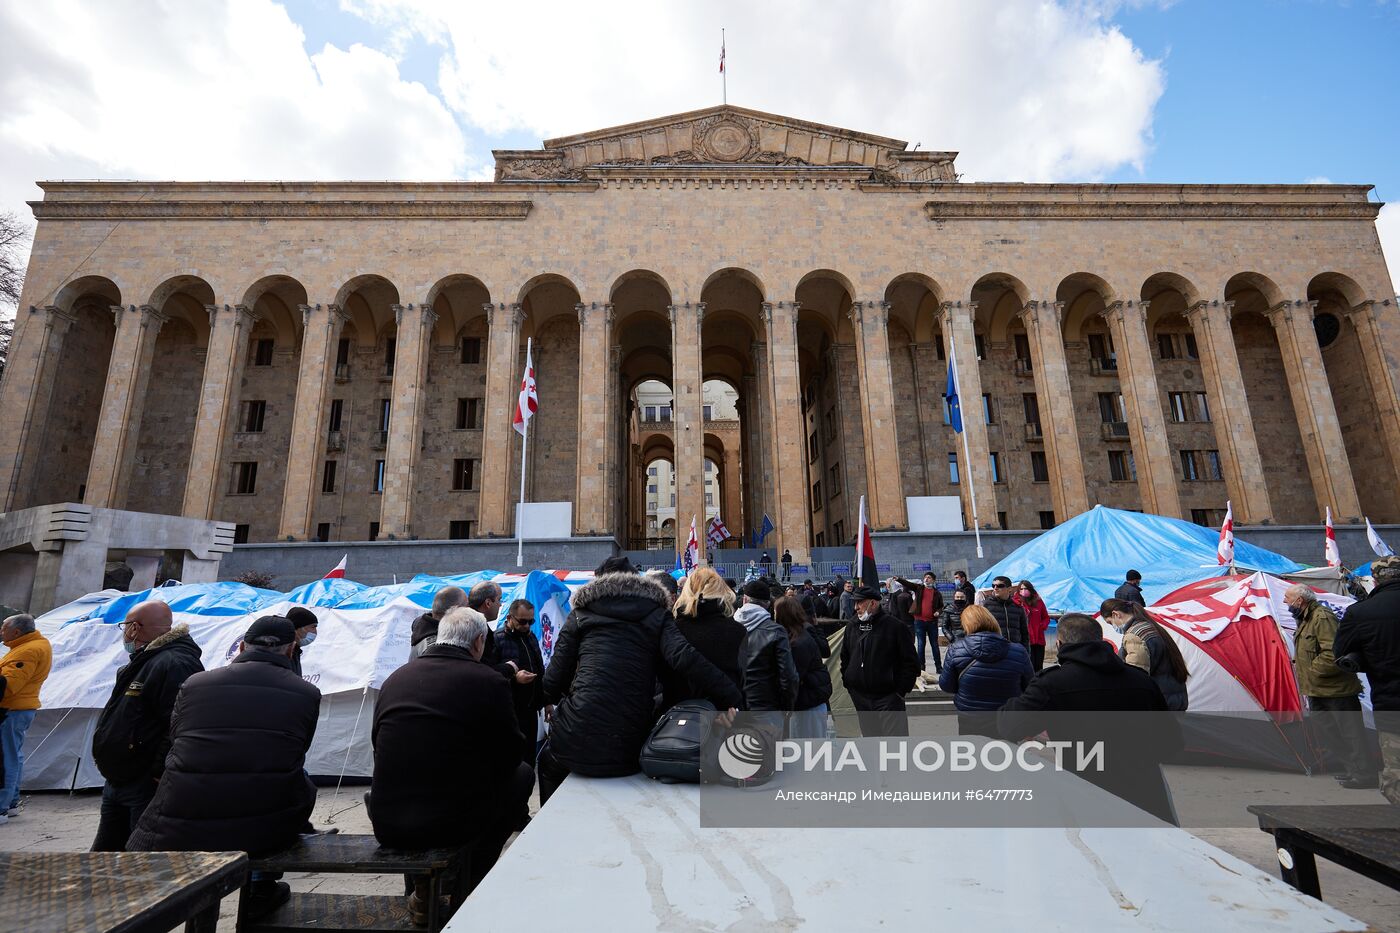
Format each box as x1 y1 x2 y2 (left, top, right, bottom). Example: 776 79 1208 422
238 834 467 933
1247 804 1400 899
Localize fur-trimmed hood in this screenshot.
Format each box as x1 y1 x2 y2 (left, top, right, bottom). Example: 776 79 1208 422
142 623 192 654
571 572 671 612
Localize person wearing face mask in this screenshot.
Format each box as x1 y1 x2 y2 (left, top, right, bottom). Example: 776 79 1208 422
126 616 321 919
1099 598 1189 712
941 591 970 643
1014 580 1051 672
90 601 204 851
285 606 319 677
839 585 920 735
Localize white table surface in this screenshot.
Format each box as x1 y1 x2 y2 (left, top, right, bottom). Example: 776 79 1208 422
447 772 1366 932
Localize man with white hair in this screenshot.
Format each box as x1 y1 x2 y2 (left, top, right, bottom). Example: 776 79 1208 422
370 605 532 924
1284 583 1374 789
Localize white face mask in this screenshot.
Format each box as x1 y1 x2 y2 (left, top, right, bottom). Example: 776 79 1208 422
299 631 317 647
857 610 873 622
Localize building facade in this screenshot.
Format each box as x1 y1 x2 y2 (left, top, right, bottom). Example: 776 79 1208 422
1 105 1397 563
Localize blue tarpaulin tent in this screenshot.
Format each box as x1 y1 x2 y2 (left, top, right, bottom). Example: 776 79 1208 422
973 505 1304 613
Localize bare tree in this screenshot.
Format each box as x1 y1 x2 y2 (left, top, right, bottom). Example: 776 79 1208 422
0 315 11 381
0 211 30 310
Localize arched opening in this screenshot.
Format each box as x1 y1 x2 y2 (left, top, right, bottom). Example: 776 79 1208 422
126 275 214 514
1143 273 1224 526
417 274 491 540
884 274 951 509
1309 272 1398 521
795 270 856 547
511 276 581 527
639 425 676 550
971 273 1042 529
1058 273 1140 513
614 271 674 548
215 275 307 542
702 385 742 547
31 276 119 507
1226 272 1314 523
702 270 766 549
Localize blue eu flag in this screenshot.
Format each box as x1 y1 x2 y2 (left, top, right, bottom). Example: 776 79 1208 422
944 356 963 434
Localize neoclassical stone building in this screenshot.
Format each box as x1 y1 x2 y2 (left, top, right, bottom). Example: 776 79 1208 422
2 105 1397 562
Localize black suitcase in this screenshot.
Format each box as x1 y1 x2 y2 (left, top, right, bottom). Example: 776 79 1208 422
639 700 717 784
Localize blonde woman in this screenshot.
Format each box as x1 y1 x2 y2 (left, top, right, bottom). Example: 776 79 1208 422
663 568 746 705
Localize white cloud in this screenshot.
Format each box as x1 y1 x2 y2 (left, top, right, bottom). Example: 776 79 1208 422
0 0 468 305
345 0 1165 184
1305 176 1334 185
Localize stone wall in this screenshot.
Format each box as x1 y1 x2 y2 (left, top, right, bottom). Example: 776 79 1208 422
1232 311 1314 523
127 317 202 515
33 300 113 506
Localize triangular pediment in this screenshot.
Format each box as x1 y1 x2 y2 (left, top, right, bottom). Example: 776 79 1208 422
493 105 956 182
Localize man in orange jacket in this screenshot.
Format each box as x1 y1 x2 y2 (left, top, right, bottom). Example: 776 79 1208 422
0 613 53 823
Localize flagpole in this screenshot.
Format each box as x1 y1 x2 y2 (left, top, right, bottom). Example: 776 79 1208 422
948 333 983 559
721 28 727 104
516 337 531 568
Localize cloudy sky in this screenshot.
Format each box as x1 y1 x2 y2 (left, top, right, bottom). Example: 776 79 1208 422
1 0 1397 312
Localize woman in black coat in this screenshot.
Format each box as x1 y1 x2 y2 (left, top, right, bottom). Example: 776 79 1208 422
775 596 832 738
664 567 747 706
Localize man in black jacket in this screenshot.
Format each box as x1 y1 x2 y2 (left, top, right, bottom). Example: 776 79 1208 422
495 599 545 765
409 586 466 658
1335 555 1400 804
984 577 1029 645
1115 570 1146 607
999 613 1180 825
538 558 742 803
839 585 919 736
127 616 320 916
90 601 204 852
371 606 531 920
735 581 798 712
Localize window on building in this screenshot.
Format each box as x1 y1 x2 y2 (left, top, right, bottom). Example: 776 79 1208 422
935 337 946 361
336 338 351 367
982 394 995 424
384 337 396 377
460 337 482 364
230 461 258 495
703 405 713 420
1180 449 1223 482
373 459 386 492
1013 333 1031 365
315 522 331 542
704 460 713 472
456 397 481 430
1190 508 1226 528
233 523 250 544
660 405 672 420
829 462 841 491
824 406 837 442
452 458 476 491
379 398 391 432
808 432 819 462
322 460 337 494
1157 333 1177 359
1195 392 1211 422
1184 333 1199 359
648 484 658 494
1039 511 1057 530
253 338 274 366
1022 393 1040 426
449 520 473 539
1030 451 1049 483
990 451 1004 483
648 466 657 476
815 532 825 548
1088 332 1116 368
369 521 380 541
974 334 987 360
1168 392 1189 422
644 406 657 421
1108 450 1137 482
240 400 266 433
948 451 960 485
833 520 846 544
328 398 343 432
997 512 1008 530
1206 449 1223 481
942 396 952 426
1097 392 1124 423
811 481 822 511
705 492 714 506
670 493 676 506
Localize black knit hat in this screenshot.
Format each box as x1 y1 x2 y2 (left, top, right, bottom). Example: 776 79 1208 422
244 615 295 647
286 606 317 630
741 580 771 603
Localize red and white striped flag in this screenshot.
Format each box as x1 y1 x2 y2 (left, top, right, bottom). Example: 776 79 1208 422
513 342 537 437
1216 501 1234 566
323 554 347 579
1324 506 1341 568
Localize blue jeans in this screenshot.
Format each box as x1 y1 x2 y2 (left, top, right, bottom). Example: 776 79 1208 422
0 709 36 811
914 620 942 672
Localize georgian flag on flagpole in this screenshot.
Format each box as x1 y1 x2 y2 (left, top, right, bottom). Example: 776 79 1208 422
719 38 725 73
1366 517 1395 557
323 554 348 579
1325 506 1341 568
512 343 537 437
683 515 700 574
706 516 732 548
1216 501 1234 566
855 495 880 589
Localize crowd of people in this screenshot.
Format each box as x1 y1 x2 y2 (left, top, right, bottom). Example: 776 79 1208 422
0 553 1396 921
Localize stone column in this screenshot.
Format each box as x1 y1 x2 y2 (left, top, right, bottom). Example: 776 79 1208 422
379 302 438 538
1182 299 1272 524
0 305 76 510
938 301 996 529
1264 300 1363 521
762 300 810 561
1345 298 1400 498
277 303 347 540
574 301 614 536
847 300 907 530
670 301 706 559
1101 300 1181 518
721 449 744 541
478 302 525 536
84 304 170 509
183 303 256 519
1019 300 1089 520
747 346 775 543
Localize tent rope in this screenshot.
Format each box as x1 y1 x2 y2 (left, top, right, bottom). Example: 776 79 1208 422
24 705 75 756
322 685 370 824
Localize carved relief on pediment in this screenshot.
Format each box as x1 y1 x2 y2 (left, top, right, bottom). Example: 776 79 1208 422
694 113 759 162
495 153 585 181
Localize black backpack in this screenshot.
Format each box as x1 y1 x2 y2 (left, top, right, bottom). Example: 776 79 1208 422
639 701 779 787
